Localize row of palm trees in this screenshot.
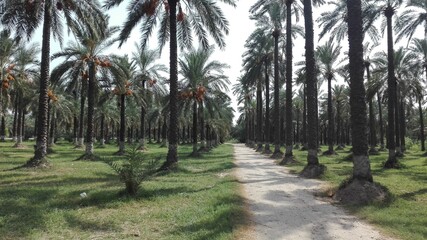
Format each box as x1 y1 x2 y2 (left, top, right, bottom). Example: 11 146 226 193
1 0 236 168
234 0 426 193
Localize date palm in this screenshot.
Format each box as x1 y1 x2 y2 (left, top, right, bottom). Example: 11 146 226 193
9 42 40 148
316 41 341 155
0 30 16 142
367 0 403 168
242 28 273 152
51 22 117 158
250 1 285 158
108 55 137 155
409 38 427 152
132 45 167 150
334 0 377 204
317 0 380 44
300 0 326 178
179 47 230 156
2 0 106 167
105 0 236 170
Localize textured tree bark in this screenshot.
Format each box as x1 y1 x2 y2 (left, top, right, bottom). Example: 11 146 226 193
263 60 271 154
256 77 263 152
271 29 282 158
82 61 96 158
347 0 372 181
27 1 51 166
282 0 295 164
300 0 325 178
384 5 399 168
162 0 179 170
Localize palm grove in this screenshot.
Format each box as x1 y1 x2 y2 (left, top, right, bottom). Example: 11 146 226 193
0 0 426 202
233 0 426 202
0 0 235 168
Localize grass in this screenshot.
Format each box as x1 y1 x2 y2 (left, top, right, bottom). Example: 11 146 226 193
0 141 249 240
283 145 427 240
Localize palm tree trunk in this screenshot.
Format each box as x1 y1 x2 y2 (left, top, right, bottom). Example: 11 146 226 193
139 104 145 149
366 62 378 154
14 94 23 147
27 1 51 166
395 88 402 156
78 80 86 147
384 6 398 168
368 99 378 154
400 100 406 152
48 109 56 147
192 101 198 155
162 0 179 170
84 61 96 157
157 119 161 143
0 115 5 142
199 103 207 151
256 78 263 152
301 0 324 178
12 97 18 142
100 114 105 146
271 29 282 158
301 83 307 150
418 98 425 151
263 60 271 153
282 0 294 164
346 0 372 182
377 93 385 150
161 120 167 147
326 75 335 155
118 93 125 154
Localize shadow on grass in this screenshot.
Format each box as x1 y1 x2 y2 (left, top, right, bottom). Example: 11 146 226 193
400 188 427 201
0 188 58 239
168 195 250 240
63 213 120 232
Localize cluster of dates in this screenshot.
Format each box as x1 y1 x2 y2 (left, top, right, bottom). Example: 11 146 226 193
48 89 58 102
179 85 206 102
113 81 133 96
2 64 15 89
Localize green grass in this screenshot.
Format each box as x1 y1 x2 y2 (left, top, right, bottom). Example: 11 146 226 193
285 145 427 240
0 141 248 240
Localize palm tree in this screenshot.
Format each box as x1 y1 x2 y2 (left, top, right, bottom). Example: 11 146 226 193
132 45 167 150
51 21 117 158
108 55 137 155
409 38 427 152
335 0 388 205
372 0 402 168
316 41 341 155
179 47 230 156
9 42 40 147
250 1 285 158
2 0 106 167
300 0 326 178
317 0 380 44
105 0 236 170
0 30 16 142
242 28 272 152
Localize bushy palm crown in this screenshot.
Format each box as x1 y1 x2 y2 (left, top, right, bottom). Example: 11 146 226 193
317 0 380 43
104 0 236 51
179 47 230 104
1 0 106 44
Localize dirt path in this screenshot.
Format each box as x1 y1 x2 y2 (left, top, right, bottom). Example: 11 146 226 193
233 144 393 240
